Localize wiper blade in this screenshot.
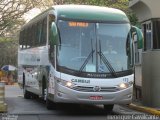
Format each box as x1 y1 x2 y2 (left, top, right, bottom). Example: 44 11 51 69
79 38 95 72
98 40 117 77
79 50 95 72
98 52 117 77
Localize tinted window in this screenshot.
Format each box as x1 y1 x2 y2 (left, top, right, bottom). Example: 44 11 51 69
153 19 160 49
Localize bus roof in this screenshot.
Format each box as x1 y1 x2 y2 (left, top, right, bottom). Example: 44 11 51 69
53 5 129 23
21 5 129 30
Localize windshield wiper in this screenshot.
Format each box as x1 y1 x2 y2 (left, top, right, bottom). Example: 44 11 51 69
79 39 95 72
79 50 95 72
98 40 117 77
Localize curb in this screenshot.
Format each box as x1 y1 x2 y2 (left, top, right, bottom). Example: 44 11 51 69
0 103 7 113
128 103 160 116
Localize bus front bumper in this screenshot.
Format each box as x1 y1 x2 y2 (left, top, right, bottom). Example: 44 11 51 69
54 84 133 105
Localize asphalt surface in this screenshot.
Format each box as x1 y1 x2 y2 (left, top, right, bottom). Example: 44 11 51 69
0 85 148 120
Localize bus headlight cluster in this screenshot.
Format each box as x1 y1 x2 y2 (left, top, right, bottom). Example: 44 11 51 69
118 81 133 90
57 79 76 88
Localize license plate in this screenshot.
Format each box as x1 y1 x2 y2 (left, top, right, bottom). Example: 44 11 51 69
89 96 103 100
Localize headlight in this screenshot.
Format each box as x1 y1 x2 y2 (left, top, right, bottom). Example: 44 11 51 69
57 79 76 88
118 81 133 90
66 81 73 87
119 83 128 89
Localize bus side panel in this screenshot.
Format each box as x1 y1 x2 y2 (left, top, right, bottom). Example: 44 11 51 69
18 46 50 96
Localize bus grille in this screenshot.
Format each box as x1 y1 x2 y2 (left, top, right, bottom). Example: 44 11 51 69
72 86 119 92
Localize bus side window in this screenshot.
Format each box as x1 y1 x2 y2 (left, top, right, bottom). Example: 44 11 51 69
23 30 27 49
21 30 25 49
35 23 38 47
126 33 133 67
49 15 55 66
30 25 33 47
41 18 47 46
37 22 42 46
19 31 23 49
27 27 31 48
32 25 36 47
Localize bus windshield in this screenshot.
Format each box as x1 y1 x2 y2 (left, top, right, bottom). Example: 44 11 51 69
57 20 132 73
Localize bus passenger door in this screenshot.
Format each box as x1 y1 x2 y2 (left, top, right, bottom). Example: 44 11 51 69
48 14 58 97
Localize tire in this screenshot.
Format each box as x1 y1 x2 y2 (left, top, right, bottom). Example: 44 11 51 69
31 93 39 99
24 88 31 99
46 98 53 110
103 104 114 112
46 98 57 110
22 73 25 89
23 74 31 99
42 77 47 100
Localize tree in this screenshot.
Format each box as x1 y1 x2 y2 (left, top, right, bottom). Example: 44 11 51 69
0 37 18 67
0 0 54 68
1 0 28 36
54 0 128 12
0 0 54 37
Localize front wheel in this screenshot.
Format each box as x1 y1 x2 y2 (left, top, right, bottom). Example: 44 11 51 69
24 88 31 99
23 74 31 99
46 98 53 110
46 98 57 110
103 104 114 112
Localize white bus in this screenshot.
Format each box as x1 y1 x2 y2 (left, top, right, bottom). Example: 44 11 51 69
18 5 143 111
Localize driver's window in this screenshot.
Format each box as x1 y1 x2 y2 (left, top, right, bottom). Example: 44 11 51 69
126 33 133 68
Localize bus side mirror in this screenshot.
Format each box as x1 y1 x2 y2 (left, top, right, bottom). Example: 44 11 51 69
51 22 58 42
131 26 143 49
49 23 58 68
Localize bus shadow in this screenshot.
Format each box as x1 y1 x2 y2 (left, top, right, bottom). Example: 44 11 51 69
28 97 117 116
51 103 117 116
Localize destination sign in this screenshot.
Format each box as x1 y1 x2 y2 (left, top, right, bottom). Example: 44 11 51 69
68 22 88 27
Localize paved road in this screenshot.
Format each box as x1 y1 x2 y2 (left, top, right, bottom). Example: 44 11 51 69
1 85 147 120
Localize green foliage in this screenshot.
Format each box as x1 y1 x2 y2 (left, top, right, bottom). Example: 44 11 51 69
0 37 12 42
0 0 54 37
63 0 128 11
0 37 18 67
128 12 140 27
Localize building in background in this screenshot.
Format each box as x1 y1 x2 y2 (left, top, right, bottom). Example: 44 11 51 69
129 0 160 108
